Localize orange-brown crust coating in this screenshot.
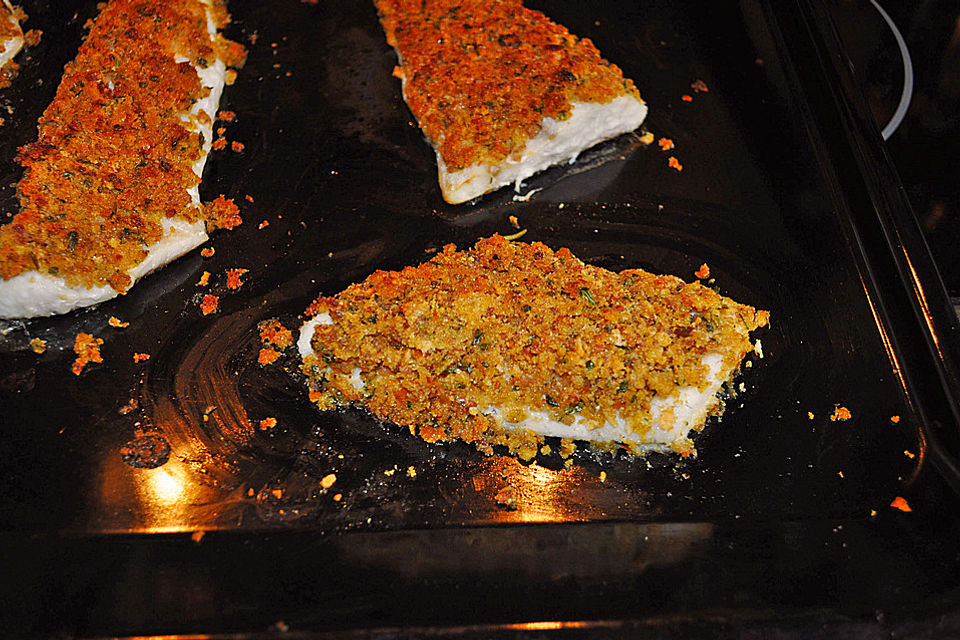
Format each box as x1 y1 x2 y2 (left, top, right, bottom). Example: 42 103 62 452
303 235 768 458
0 0 245 291
375 0 642 172
0 3 23 42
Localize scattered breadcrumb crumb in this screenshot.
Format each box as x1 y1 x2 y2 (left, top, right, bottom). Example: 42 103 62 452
508 215 520 229
890 415 900 423
333 493 342 501
72 332 103 375
807 411 815 420
668 156 683 171
599 471 607 483
245 194 254 202
200 294 220 315
212 137 227 151
694 263 710 279
191 531 205 543
259 319 294 348
197 271 211 286
203 195 242 230
226 267 249 290
681 94 693 102
639 131 655 145
231 140 244 152
320 473 337 489
830 405 852 422
201 247 215 258
904 450 915 459
658 137 675 151
890 496 912 512
225 69 238 84
24 29 41 47
216 126 226 136
133 352 151 363
384 467 396 476
108 316 129 328
118 398 138 415
218 110 236 122
29 338 46 354
691 79 709 93
259 347 281 365
258 220 269 229
406 466 417 478
259 417 277 429
271 488 283 499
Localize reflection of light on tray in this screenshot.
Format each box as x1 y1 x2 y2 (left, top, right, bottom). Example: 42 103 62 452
487 457 587 523
143 468 186 506
903 252 943 361
509 621 593 631
859 271 908 398
131 458 204 532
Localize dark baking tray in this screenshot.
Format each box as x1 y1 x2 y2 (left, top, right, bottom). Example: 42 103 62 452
3 0 960 637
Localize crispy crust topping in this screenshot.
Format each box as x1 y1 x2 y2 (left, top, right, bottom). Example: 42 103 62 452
375 0 642 172
0 0 245 291
303 235 768 457
0 4 24 42
72 332 103 375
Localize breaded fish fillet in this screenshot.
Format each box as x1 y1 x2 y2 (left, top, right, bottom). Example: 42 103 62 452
299 236 768 460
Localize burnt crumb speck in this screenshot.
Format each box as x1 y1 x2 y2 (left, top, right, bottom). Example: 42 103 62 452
118 398 139 415
120 435 171 469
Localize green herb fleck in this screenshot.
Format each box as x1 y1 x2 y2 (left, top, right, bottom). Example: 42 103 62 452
564 400 584 415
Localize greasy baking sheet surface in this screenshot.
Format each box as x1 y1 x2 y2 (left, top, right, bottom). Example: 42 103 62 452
2 0 959 635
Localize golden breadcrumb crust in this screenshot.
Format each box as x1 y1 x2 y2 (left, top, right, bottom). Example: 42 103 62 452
375 0 642 172
302 235 768 459
0 0 245 291
0 3 23 41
